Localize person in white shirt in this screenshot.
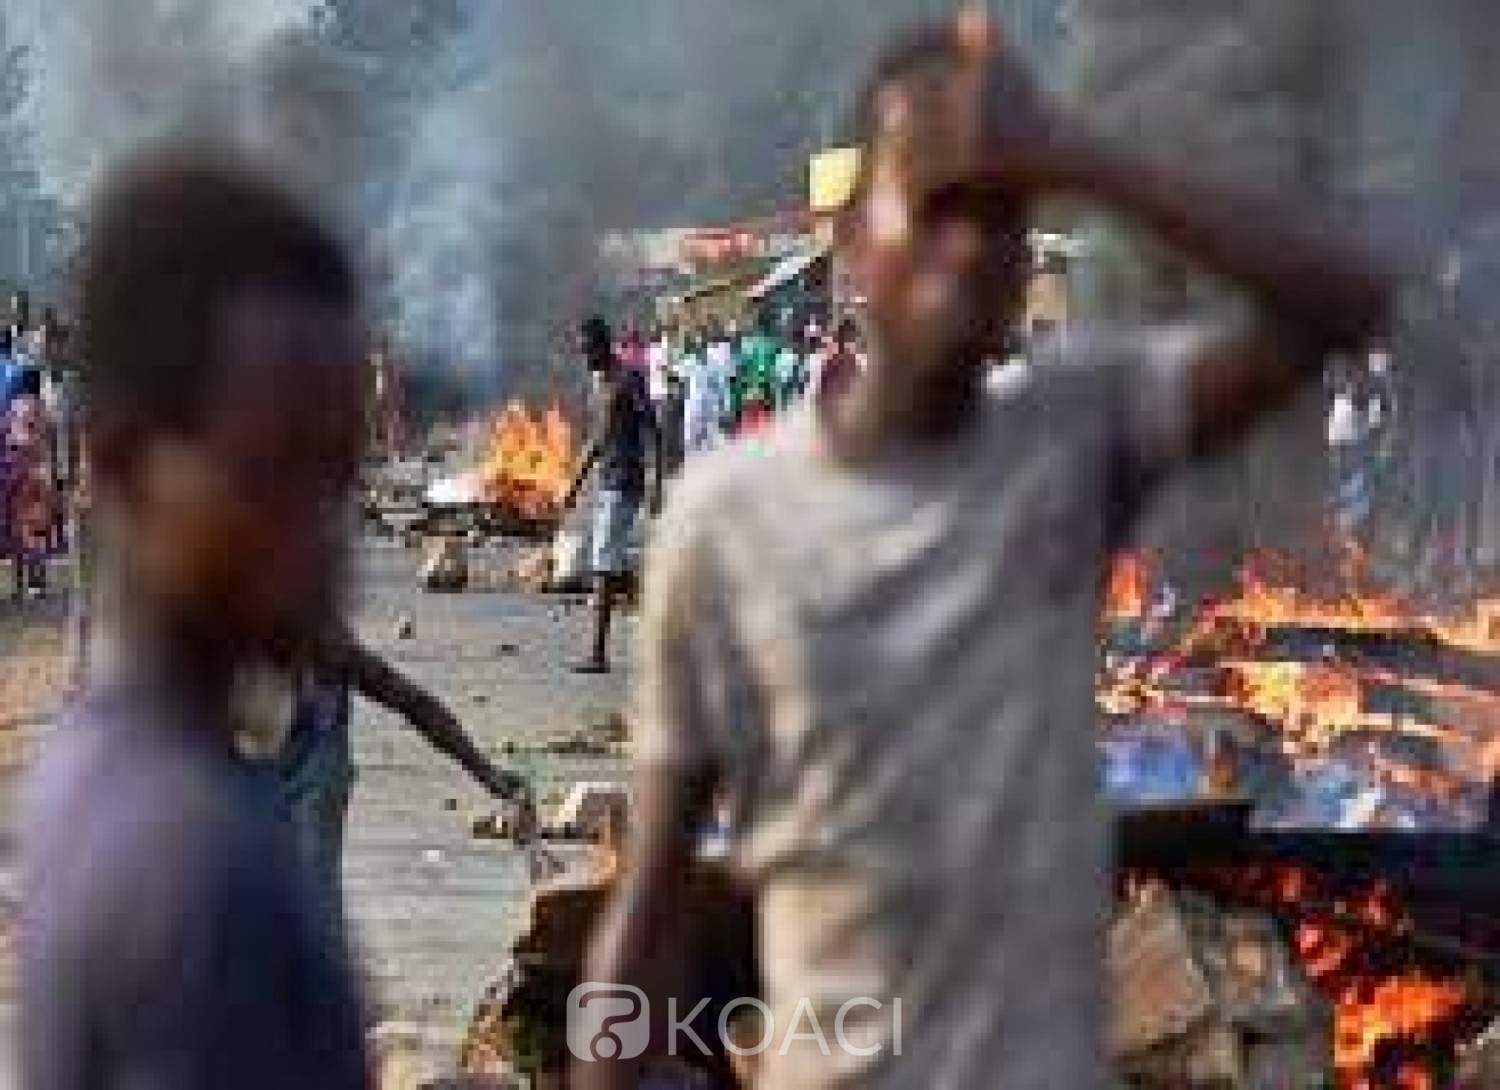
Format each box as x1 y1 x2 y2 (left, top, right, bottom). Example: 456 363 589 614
645 327 672 410
581 16 1391 1090
703 327 736 434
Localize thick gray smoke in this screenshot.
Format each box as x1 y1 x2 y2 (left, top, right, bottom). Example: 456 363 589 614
20 0 325 200
371 0 1067 394
13 0 1066 395
1067 0 1500 592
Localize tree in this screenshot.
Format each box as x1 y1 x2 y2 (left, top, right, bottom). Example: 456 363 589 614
0 6 49 291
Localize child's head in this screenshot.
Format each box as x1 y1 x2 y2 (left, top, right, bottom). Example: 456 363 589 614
79 145 365 660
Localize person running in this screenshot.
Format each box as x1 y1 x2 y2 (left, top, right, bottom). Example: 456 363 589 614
581 17 1391 1090
562 316 663 675
21 147 372 1090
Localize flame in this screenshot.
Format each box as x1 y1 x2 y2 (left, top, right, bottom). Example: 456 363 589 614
1293 882 1471 1083
1104 551 1151 619
1099 544 1500 807
1225 661 1365 749
1332 975 1469 1080
1180 868 1480 1087
1103 541 1493 1084
476 401 575 522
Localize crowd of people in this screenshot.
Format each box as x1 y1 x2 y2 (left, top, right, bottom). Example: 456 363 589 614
16 12 1397 1090
617 314 864 466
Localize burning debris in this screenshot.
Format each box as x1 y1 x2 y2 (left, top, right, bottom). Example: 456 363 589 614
427 402 575 530
1100 547 1500 829
1118 862 1495 1089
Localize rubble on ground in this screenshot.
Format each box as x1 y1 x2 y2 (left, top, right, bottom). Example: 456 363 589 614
1457 1018 1500 1088
420 538 470 593
1111 882 1332 1088
394 614 416 640
510 546 555 594
461 859 754 1086
545 781 632 842
469 811 520 842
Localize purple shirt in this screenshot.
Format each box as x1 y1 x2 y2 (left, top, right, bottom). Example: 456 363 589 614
20 682 369 1090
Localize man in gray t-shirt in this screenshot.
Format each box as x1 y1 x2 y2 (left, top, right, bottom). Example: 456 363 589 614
580 17 1391 1090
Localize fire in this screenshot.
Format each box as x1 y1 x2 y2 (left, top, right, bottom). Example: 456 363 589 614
1103 543 1494 1083
1212 553 1411 632
477 401 575 522
1104 551 1150 619
1293 883 1471 1085
1099 546 1500 816
1225 661 1365 748
1334 975 1469 1083
1187 868 1480 1087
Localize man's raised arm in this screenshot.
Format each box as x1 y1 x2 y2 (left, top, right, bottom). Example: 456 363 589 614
944 23 1395 459
1035 124 1396 458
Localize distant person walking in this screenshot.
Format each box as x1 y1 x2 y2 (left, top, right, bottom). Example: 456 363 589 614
561 316 663 674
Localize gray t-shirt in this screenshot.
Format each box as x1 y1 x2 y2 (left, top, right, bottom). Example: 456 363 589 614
20 681 369 1090
635 327 1204 1090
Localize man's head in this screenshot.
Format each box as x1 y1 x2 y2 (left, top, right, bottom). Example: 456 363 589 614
840 23 1033 380
79 146 365 660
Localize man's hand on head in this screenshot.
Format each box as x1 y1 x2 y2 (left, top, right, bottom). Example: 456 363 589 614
868 10 1079 223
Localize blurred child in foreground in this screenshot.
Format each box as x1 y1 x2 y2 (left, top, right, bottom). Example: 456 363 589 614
21 147 371 1090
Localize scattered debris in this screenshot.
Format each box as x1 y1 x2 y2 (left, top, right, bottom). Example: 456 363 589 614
545 781 632 843
512 546 556 594
496 643 521 657
1111 882 1332 1088
499 739 518 757
442 798 459 813
394 614 416 640
422 849 445 866
1458 1018 1500 1089
420 537 470 593
585 710 631 747
543 733 596 757
472 693 489 706
470 812 515 841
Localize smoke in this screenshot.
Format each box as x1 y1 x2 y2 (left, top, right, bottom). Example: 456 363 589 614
1067 0 1500 590
371 0 1068 394
378 4 508 384
21 0 325 201
14 0 1067 396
